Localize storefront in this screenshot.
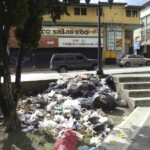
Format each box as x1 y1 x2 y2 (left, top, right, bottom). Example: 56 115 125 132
9 26 104 68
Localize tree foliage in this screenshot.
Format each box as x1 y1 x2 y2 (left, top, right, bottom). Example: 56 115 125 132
0 0 90 131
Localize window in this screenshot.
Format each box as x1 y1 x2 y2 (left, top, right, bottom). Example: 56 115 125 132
107 25 122 51
65 55 74 60
146 29 150 40
126 10 131 17
81 8 87 15
74 7 87 16
74 8 80 15
141 17 146 27
132 10 138 17
126 10 138 17
147 15 150 26
128 55 134 58
54 55 64 61
125 30 132 39
76 55 84 60
136 55 142 58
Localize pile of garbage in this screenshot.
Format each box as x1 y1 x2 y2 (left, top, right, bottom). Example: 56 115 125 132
17 73 126 149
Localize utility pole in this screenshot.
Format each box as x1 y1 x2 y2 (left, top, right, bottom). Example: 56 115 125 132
97 0 114 77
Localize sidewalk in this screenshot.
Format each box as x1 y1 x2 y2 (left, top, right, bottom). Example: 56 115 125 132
21 65 150 75
21 64 117 72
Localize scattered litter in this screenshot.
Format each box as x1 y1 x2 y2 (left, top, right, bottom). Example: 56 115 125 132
17 74 126 147
21 125 34 132
117 133 126 138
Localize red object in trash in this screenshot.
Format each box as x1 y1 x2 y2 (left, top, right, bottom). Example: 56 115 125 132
54 129 78 150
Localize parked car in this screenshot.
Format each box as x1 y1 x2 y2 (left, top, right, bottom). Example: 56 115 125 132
117 54 150 67
50 53 98 73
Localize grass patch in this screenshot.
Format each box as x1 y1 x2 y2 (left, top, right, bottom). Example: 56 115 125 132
29 127 55 150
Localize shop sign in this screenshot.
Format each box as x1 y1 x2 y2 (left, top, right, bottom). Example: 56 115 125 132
116 39 122 47
39 36 58 47
42 27 102 37
134 41 140 50
58 38 103 48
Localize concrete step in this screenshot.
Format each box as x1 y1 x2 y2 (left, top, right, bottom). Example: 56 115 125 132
129 97 150 108
101 107 150 150
113 74 150 109
119 89 150 109
113 74 150 83
128 89 150 98
123 82 150 90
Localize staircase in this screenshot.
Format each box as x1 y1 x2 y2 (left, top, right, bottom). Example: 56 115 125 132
113 73 150 110
101 73 150 150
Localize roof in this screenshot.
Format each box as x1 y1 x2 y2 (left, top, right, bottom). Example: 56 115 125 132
73 2 127 7
125 5 142 9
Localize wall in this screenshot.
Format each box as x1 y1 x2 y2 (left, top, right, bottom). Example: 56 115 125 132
43 5 140 25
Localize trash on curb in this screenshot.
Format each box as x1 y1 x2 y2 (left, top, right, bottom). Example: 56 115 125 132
17 74 126 147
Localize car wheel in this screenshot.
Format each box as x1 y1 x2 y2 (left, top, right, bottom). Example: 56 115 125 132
91 64 98 70
125 62 130 67
146 61 150 66
58 66 67 73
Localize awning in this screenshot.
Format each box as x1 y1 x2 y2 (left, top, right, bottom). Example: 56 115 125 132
124 24 142 31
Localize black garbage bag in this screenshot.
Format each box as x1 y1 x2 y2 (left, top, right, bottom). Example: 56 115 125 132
79 98 94 109
47 82 57 92
105 75 116 92
89 116 100 124
92 92 118 111
71 108 80 120
67 83 82 96
93 122 105 131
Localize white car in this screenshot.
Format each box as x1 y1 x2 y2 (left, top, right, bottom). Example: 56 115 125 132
117 54 150 67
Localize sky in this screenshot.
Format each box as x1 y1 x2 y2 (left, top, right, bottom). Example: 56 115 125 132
80 0 150 6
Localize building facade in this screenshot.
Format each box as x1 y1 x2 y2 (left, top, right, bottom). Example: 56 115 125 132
140 1 150 57
9 2 141 67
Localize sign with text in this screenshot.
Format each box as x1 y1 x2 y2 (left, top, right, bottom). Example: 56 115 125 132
42 27 102 37
39 36 58 47
58 38 103 48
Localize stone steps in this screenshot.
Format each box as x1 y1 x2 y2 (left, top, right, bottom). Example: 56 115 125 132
114 74 150 83
113 73 150 109
123 82 150 89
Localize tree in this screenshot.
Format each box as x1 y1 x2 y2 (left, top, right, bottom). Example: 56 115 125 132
0 0 90 131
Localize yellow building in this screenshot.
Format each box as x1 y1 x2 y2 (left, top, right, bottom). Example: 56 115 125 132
40 2 141 65
9 2 142 67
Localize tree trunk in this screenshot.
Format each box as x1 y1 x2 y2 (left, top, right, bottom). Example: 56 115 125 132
0 23 20 132
0 37 21 131
14 45 25 102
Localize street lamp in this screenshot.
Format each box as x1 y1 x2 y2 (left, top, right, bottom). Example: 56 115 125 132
111 13 118 29
97 0 113 77
110 13 118 50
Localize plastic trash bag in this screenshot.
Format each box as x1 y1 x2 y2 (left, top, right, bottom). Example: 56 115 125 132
76 145 89 150
105 75 116 92
21 125 34 132
54 129 78 150
92 92 118 111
